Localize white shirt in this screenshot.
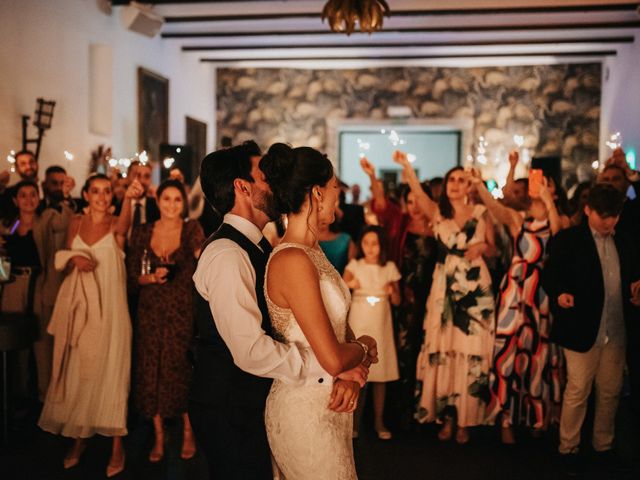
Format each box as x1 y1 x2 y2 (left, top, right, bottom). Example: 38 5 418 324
193 213 332 386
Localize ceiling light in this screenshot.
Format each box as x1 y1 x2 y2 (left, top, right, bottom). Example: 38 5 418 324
321 0 390 35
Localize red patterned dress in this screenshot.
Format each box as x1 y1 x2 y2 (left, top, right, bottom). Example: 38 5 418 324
487 217 563 429
127 220 204 418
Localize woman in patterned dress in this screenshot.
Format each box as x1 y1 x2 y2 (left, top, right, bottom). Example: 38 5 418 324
395 152 496 444
360 157 438 431
470 168 568 444
127 180 205 461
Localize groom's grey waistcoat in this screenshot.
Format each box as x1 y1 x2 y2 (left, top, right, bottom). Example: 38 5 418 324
190 223 273 408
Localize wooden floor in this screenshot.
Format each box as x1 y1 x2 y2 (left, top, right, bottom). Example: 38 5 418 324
0 396 637 480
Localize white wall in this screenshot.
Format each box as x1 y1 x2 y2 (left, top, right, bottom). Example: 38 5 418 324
0 0 216 190
601 35 640 164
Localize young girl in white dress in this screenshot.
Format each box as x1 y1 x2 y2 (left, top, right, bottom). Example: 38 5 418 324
344 226 401 440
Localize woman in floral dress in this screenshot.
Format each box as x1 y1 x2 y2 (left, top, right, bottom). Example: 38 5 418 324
394 153 495 444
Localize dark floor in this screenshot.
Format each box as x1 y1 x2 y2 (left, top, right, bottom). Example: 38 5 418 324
0 398 638 480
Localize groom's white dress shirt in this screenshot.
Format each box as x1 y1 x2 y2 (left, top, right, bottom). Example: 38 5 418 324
193 213 333 386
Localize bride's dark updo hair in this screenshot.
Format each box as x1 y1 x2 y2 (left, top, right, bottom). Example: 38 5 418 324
260 143 334 215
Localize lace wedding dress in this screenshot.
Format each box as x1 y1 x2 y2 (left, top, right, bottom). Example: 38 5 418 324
264 243 357 479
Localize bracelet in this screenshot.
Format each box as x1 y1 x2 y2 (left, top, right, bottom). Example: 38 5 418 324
349 339 369 364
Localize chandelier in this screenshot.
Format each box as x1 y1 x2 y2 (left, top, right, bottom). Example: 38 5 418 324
321 0 391 35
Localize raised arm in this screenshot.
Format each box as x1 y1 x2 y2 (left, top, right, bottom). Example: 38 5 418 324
501 150 519 201
360 157 386 211
392 150 438 220
468 169 522 238
113 179 144 249
268 248 374 376
538 178 564 235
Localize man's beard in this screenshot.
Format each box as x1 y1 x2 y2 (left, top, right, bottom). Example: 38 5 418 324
254 190 278 221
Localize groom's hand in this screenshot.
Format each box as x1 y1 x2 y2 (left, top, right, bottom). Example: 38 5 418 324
328 379 360 413
337 365 368 387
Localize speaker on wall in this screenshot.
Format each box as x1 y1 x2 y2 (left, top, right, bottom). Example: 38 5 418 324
159 144 193 182
121 2 165 38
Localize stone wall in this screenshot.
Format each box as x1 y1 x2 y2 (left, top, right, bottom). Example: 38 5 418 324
217 64 601 178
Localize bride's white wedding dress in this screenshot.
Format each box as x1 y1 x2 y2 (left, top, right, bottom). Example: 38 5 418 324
264 243 357 479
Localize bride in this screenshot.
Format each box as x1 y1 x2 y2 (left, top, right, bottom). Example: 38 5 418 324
260 143 377 479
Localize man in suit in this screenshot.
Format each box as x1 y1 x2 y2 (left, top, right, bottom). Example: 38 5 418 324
189 141 371 479
542 183 640 475
115 160 159 233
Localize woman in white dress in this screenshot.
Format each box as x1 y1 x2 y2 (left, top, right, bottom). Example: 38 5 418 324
39 174 143 477
260 143 377 480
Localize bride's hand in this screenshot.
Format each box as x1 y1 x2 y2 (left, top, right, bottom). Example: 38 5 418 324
357 335 378 365
328 379 360 413
337 364 368 387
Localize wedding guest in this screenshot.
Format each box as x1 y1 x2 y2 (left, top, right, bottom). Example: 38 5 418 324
116 160 159 232
345 226 401 440
568 181 592 226
39 174 141 477
40 166 80 213
126 179 204 462
542 183 640 475
318 219 356 275
429 177 444 202
471 169 565 444
598 158 640 243
397 153 495 444
360 157 438 430
0 179 73 402
0 150 39 220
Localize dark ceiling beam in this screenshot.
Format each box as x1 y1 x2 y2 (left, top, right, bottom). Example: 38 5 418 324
165 3 638 23
163 20 640 38
200 50 617 62
182 36 635 51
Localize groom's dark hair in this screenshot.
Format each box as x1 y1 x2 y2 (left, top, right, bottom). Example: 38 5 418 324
200 140 261 216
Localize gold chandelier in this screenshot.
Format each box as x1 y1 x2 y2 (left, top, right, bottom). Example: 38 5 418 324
321 0 391 35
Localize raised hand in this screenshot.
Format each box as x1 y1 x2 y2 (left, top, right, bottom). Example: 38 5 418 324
392 150 410 168
538 177 554 208
360 157 375 177
63 175 76 198
125 179 144 199
0 170 10 188
508 150 519 168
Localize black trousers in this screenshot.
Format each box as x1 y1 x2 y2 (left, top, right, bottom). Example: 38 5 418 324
188 401 272 480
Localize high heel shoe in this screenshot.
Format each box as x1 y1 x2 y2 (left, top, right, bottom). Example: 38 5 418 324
437 418 453 441
63 442 86 469
455 427 470 445
106 453 125 478
149 442 164 463
180 427 196 461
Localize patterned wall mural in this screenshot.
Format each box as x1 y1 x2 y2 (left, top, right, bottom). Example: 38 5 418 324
217 63 601 182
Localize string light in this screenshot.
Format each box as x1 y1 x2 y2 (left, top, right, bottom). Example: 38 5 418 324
63 150 74 161
605 132 622 150
163 157 175 169
6 150 16 173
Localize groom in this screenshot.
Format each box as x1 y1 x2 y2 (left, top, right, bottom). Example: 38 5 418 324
189 141 368 480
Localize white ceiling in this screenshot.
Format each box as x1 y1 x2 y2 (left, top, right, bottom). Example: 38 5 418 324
124 1 640 67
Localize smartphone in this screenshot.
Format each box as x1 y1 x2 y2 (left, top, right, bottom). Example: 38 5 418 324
529 169 543 197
